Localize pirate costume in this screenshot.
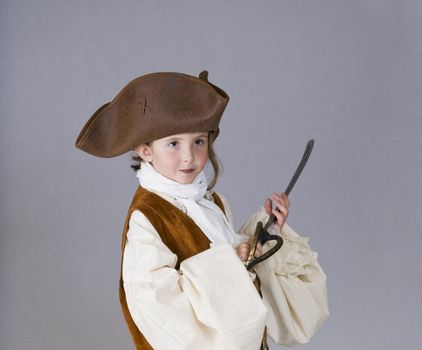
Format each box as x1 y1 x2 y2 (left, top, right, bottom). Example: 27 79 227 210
76 71 329 349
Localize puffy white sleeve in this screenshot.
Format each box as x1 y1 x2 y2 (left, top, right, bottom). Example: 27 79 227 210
237 206 330 346
122 210 267 350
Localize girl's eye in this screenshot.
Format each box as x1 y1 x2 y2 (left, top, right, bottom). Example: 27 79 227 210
168 141 178 148
194 139 205 145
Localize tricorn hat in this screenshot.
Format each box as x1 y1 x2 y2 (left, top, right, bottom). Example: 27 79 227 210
75 71 229 158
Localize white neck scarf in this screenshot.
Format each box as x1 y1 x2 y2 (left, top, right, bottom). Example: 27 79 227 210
136 161 240 245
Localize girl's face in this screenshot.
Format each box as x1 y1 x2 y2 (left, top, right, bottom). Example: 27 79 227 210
135 132 209 184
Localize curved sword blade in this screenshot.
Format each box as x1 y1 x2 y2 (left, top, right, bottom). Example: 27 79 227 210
263 139 315 231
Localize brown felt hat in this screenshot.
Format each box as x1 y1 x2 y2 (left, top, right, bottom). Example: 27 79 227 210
75 71 229 158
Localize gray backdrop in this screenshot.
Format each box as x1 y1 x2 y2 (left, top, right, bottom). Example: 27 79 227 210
1 1 421 349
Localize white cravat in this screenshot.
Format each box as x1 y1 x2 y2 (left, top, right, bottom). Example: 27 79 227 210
136 161 241 246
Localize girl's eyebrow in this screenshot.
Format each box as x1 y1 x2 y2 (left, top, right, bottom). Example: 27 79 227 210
164 134 208 141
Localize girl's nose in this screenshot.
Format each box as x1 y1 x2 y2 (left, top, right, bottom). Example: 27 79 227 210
182 147 194 163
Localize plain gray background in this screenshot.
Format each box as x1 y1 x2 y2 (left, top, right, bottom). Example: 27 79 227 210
1 1 421 349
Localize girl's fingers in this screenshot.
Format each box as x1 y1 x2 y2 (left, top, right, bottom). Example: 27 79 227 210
272 205 288 226
272 193 290 209
273 206 288 219
281 192 290 207
265 193 290 228
264 198 272 215
237 244 250 253
272 210 285 226
236 242 251 261
237 245 249 253
273 194 290 213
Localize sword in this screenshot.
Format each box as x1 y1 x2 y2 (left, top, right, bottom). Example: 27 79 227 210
245 139 315 270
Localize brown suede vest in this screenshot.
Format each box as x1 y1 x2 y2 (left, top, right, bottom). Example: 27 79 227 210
119 186 226 350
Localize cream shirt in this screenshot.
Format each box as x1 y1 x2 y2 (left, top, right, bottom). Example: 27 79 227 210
122 191 329 349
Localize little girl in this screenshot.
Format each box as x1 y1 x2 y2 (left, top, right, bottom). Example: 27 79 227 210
75 71 329 350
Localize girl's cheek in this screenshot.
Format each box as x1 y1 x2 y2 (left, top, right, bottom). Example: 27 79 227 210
165 149 178 158
198 152 209 162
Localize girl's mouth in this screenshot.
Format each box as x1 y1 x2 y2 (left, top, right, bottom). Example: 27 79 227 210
180 169 194 174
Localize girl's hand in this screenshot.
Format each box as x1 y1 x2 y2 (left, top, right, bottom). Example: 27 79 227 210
264 192 290 234
236 242 263 262
236 242 251 262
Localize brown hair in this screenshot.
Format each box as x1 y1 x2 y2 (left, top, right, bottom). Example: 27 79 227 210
130 133 222 191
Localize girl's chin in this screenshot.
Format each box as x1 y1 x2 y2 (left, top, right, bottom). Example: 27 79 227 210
176 173 198 184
